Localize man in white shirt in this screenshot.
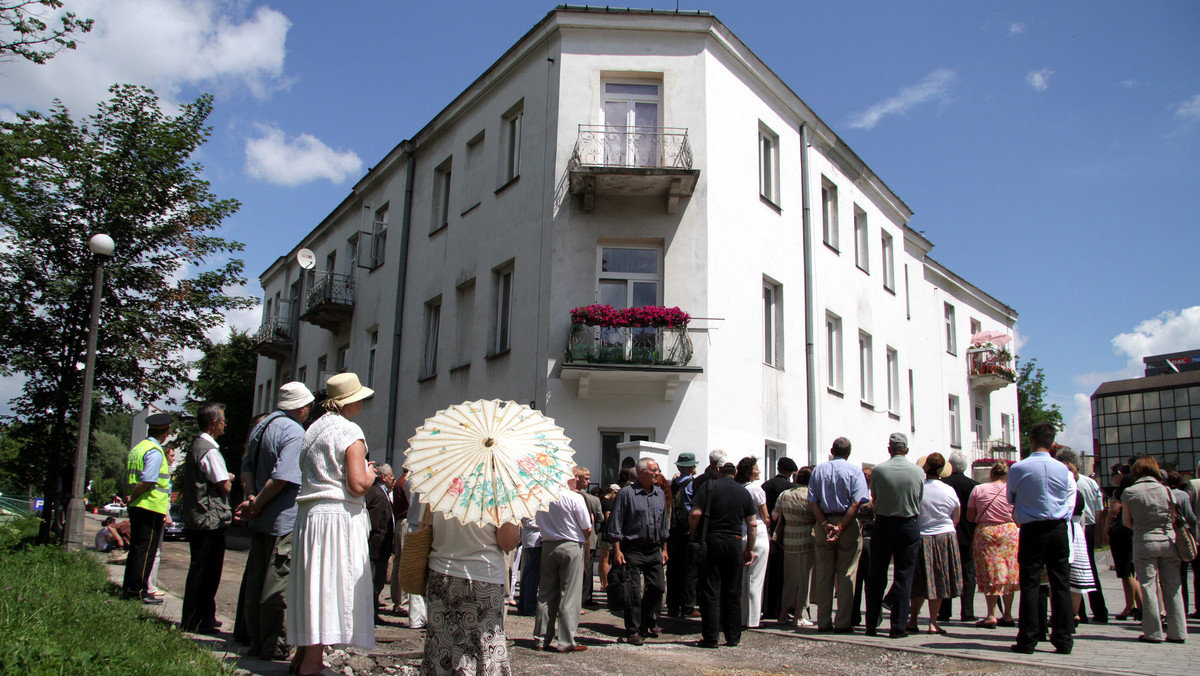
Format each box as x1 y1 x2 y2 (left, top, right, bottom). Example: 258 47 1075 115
534 488 593 652
180 402 232 633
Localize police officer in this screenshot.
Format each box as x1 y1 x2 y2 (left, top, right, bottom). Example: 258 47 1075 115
123 412 174 604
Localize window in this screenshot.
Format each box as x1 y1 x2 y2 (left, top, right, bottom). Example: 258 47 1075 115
909 369 916 433
765 442 785 477
825 313 843 392
1001 413 1013 444
600 429 653 487
763 279 782 368
970 318 981 336
821 178 839 250
490 263 513 355
297 366 307 388
944 303 957 355
974 404 986 441
602 81 660 167
859 331 874 405
599 246 660 309
371 205 388 268
316 355 327 383
256 383 264 413
854 206 869 272
881 231 895 291
366 330 377 388
347 233 360 273
464 132 484 212
325 249 337 274
421 298 441 378
500 103 522 185
264 379 273 411
949 395 961 447
886 347 899 414
336 344 349 372
759 125 780 205
432 157 452 233
455 279 475 366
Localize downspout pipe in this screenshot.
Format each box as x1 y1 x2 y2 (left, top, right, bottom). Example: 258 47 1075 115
801 124 819 467
385 141 416 467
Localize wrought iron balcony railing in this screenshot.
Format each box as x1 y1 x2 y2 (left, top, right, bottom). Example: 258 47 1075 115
571 125 694 170
254 316 292 344
306 271 355 312
565 324 694 367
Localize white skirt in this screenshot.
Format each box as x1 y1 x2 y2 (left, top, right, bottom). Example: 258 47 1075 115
286 499 375 649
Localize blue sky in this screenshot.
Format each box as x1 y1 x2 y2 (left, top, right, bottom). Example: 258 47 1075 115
1 1 1198 452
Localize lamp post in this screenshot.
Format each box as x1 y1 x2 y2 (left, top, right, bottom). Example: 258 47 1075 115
63 233 114 551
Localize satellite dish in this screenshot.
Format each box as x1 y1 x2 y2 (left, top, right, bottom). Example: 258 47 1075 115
297 248 316 269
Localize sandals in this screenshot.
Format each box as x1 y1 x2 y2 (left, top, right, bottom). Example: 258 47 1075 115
975 619 998 629
997 618 1015 627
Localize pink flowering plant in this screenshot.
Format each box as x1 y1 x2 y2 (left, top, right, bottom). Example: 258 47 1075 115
570 304 690 328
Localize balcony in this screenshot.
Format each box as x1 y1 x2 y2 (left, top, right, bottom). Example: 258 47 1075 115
969 439 1019 480
299 272 355 332
252 316 293 361
568 126 700 214
561 323 702 401
968 344 1015 392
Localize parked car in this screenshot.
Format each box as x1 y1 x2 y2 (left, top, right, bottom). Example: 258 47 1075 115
164 504 186 541
101 502 126 517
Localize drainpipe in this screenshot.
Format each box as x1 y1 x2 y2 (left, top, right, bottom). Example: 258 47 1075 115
801 124 819 467
385 141 416 467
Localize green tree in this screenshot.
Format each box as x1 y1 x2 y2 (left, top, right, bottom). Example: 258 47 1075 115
188 329 257 469
0 0 92 65
1017 357 1064 451
0 84 253 540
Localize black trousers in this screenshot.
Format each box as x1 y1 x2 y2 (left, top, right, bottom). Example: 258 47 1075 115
371 553 391 613
1016 519 1073 651
666 532 697 613
518 546 542 616
939 526 977 621
865 515 920 633
697 534 745 644
1076 524 1109 622
763 538 784 619
621 541 665 635
182 527 227 629
122 506 164 596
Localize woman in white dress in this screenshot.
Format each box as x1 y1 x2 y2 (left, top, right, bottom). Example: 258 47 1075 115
737 457 771 628
287 373 378 676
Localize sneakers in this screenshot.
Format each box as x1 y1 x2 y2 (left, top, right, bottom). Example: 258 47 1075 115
621 633 644 646
140 593 163 605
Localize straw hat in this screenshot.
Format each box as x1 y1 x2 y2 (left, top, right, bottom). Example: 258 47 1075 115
915 453 952 478
326 373 374 405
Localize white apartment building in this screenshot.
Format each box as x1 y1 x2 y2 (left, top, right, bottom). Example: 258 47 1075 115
251 7 1019 486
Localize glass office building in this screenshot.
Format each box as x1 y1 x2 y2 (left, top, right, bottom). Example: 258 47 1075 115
1092 350 1200 477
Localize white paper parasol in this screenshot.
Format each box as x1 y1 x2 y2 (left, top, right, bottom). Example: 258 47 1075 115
404 399 576 526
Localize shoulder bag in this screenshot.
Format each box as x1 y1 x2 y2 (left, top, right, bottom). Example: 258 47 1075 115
398 504 434 595
1170 492 1197 563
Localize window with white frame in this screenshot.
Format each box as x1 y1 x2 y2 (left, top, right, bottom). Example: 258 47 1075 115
455 279 475 366
949 395 961 447
759 124 780 205
347 233 360 273
316 355 327 382
421 298 441 378
859 331 874 405
490 263 513 355
944 303 957 355
256 384 263 414
602 81 661 167
432 157 452 233
822 177 839 250
337 344 349 372
969 317 981 337
763 278 783 368
854 206 869 272
366 330 377 388
500 103 523 184
264 378 273 411
1001 413 1013 444
765 442 785 477
974 403 986 441
600 429 653 487
464 131 484 212
297 366 307 389
886 347 899 414
881 230 895 291
826 312 843 392
599 246 660 309
372 205 388 268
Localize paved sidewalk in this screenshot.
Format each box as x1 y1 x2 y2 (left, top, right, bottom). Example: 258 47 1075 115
752 549 1197 676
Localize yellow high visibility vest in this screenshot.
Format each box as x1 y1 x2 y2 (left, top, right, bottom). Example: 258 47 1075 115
126 438 170 514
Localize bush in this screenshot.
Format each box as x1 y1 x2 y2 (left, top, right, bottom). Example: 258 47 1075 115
0 514 40 551
0 543 230 674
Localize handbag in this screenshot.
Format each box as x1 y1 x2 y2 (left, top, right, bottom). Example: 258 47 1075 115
398 505 433 595
688 478 715 567
606 563 635 612
1170 495 1197 563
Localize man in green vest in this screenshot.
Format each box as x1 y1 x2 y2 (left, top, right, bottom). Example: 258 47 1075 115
123 412 174 604
180 402 231 633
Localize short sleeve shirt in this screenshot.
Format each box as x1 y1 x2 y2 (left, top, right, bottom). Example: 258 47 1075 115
196 433 230 483
773 486 815 554
918 479 960 536
244 413 305 536
139 445 164 483
807 458 869 513
692 476 756 538
968 481 1015 526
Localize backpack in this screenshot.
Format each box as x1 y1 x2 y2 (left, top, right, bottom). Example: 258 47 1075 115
670 475 693 534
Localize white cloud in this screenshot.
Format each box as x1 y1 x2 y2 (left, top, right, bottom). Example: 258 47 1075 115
1174 94 1200 122
1026 68 1054 92
847 68 957 130
1009 23 1026 35
245 125 363 186
1057 392 1095 454
1120 79 1139 89
0 0 290 114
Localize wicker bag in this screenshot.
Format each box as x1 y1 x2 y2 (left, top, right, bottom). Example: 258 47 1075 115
398 505 433 595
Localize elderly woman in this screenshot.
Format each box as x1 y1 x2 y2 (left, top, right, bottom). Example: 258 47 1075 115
967 462 1018 628
737 457 771 628
1122 456 1186 644
771 466 816 626
287 373 378 676
907 453 961 634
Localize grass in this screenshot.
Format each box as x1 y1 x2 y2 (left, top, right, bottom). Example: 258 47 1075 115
0 516 231 675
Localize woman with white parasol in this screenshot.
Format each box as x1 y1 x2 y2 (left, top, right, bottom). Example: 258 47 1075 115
406 399 576 676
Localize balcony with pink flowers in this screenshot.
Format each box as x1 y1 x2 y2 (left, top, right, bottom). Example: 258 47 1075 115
967 334 1016 392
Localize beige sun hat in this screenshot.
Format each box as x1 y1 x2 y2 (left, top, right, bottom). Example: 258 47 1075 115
326 372 374 405
915 453 953 478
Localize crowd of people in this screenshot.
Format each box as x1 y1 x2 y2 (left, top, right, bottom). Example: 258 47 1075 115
109 378 1200 674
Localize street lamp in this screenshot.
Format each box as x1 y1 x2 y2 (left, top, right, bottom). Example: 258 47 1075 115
64 233 114 551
